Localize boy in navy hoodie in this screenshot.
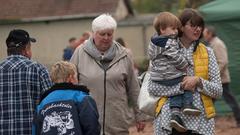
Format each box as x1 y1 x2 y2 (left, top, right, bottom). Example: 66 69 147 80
32 61 100 135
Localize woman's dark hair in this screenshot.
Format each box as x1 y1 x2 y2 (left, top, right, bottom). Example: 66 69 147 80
178 8 205 38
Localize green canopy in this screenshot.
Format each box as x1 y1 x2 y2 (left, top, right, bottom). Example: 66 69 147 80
199 0 240 115
199 0 240 21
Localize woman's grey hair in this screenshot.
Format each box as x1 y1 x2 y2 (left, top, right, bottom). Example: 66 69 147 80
92 13 117 33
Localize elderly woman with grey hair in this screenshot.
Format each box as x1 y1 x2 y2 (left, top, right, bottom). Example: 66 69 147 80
70 14 145 135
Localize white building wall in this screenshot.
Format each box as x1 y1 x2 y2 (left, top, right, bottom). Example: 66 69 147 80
0 19 154 68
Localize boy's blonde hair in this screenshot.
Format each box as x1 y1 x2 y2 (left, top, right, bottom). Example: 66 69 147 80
50 61 77 83
153 12 181 35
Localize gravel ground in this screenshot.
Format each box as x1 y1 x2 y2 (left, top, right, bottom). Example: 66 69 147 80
129 115 240 135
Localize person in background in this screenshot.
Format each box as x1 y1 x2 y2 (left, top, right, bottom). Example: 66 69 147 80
150 9 222 135
63 37 77 61
32 61 100 135
70 14 145 135
0 29 52 134
116 37 139 75
203 25 240 127
116 37 133 57
75 31 92 47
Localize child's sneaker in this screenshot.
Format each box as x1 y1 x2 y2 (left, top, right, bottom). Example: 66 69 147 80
170 113 187 132
183 104 201 116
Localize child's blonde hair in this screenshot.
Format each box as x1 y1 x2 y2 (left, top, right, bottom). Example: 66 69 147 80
50 61 77 83
153 12 181 35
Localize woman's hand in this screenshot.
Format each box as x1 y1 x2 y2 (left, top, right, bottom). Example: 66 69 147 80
181 76 201 92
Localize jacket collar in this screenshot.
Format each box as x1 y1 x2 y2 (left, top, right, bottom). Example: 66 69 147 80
82 38 128 69
39 83 89 102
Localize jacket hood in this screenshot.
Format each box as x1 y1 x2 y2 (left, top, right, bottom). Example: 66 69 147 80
39 83 89 102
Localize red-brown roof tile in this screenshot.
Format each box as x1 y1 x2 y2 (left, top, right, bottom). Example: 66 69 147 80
0 0 122 20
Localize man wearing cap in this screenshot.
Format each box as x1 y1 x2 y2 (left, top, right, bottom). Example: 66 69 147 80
0 29 52 134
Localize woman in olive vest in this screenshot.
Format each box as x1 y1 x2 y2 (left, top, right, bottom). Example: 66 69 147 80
151 8 223 135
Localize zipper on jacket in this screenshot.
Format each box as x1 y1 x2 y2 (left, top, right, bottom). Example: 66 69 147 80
102 69 107 135
93 55 127 135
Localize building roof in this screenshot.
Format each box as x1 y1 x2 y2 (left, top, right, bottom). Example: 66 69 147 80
0 0 134 23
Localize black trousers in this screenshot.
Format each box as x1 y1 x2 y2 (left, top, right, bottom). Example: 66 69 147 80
171 129 201 135
222 83 240 123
